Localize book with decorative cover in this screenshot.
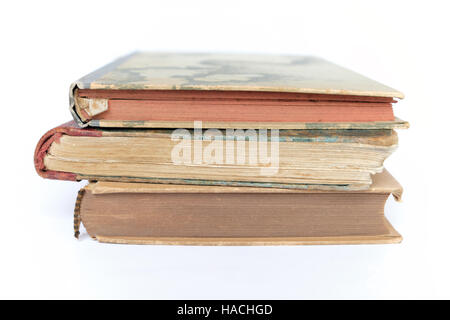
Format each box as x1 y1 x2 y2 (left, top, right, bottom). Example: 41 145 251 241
69 52 405 129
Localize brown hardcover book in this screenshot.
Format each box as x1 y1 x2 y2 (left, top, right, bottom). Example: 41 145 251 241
70 52 404 129
75 170 403 245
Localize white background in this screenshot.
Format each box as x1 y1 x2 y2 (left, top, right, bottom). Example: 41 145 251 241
0 0 449 299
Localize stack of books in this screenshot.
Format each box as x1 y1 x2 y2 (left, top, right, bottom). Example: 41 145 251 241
34 52 407 245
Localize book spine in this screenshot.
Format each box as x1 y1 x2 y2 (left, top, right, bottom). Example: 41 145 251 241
34 121 102 181
73 188 85 239
69 83 88 127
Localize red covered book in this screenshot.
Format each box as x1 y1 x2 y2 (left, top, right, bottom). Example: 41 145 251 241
34 121 403 190
69 52 404 128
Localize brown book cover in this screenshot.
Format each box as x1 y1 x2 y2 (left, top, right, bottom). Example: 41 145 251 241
69 52 405 129
74 170 403 245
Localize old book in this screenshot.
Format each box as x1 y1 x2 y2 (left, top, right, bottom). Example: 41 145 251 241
35 121 399 190
69 52 404 129
74 169 403 245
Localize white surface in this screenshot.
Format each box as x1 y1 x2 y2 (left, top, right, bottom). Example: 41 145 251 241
1 0 449 299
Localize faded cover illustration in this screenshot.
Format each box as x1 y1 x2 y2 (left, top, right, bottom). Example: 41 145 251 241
70 52 404 127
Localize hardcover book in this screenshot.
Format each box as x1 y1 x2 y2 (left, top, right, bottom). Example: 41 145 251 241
35 121 399 190
69 52 405 129
74 169 403 245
